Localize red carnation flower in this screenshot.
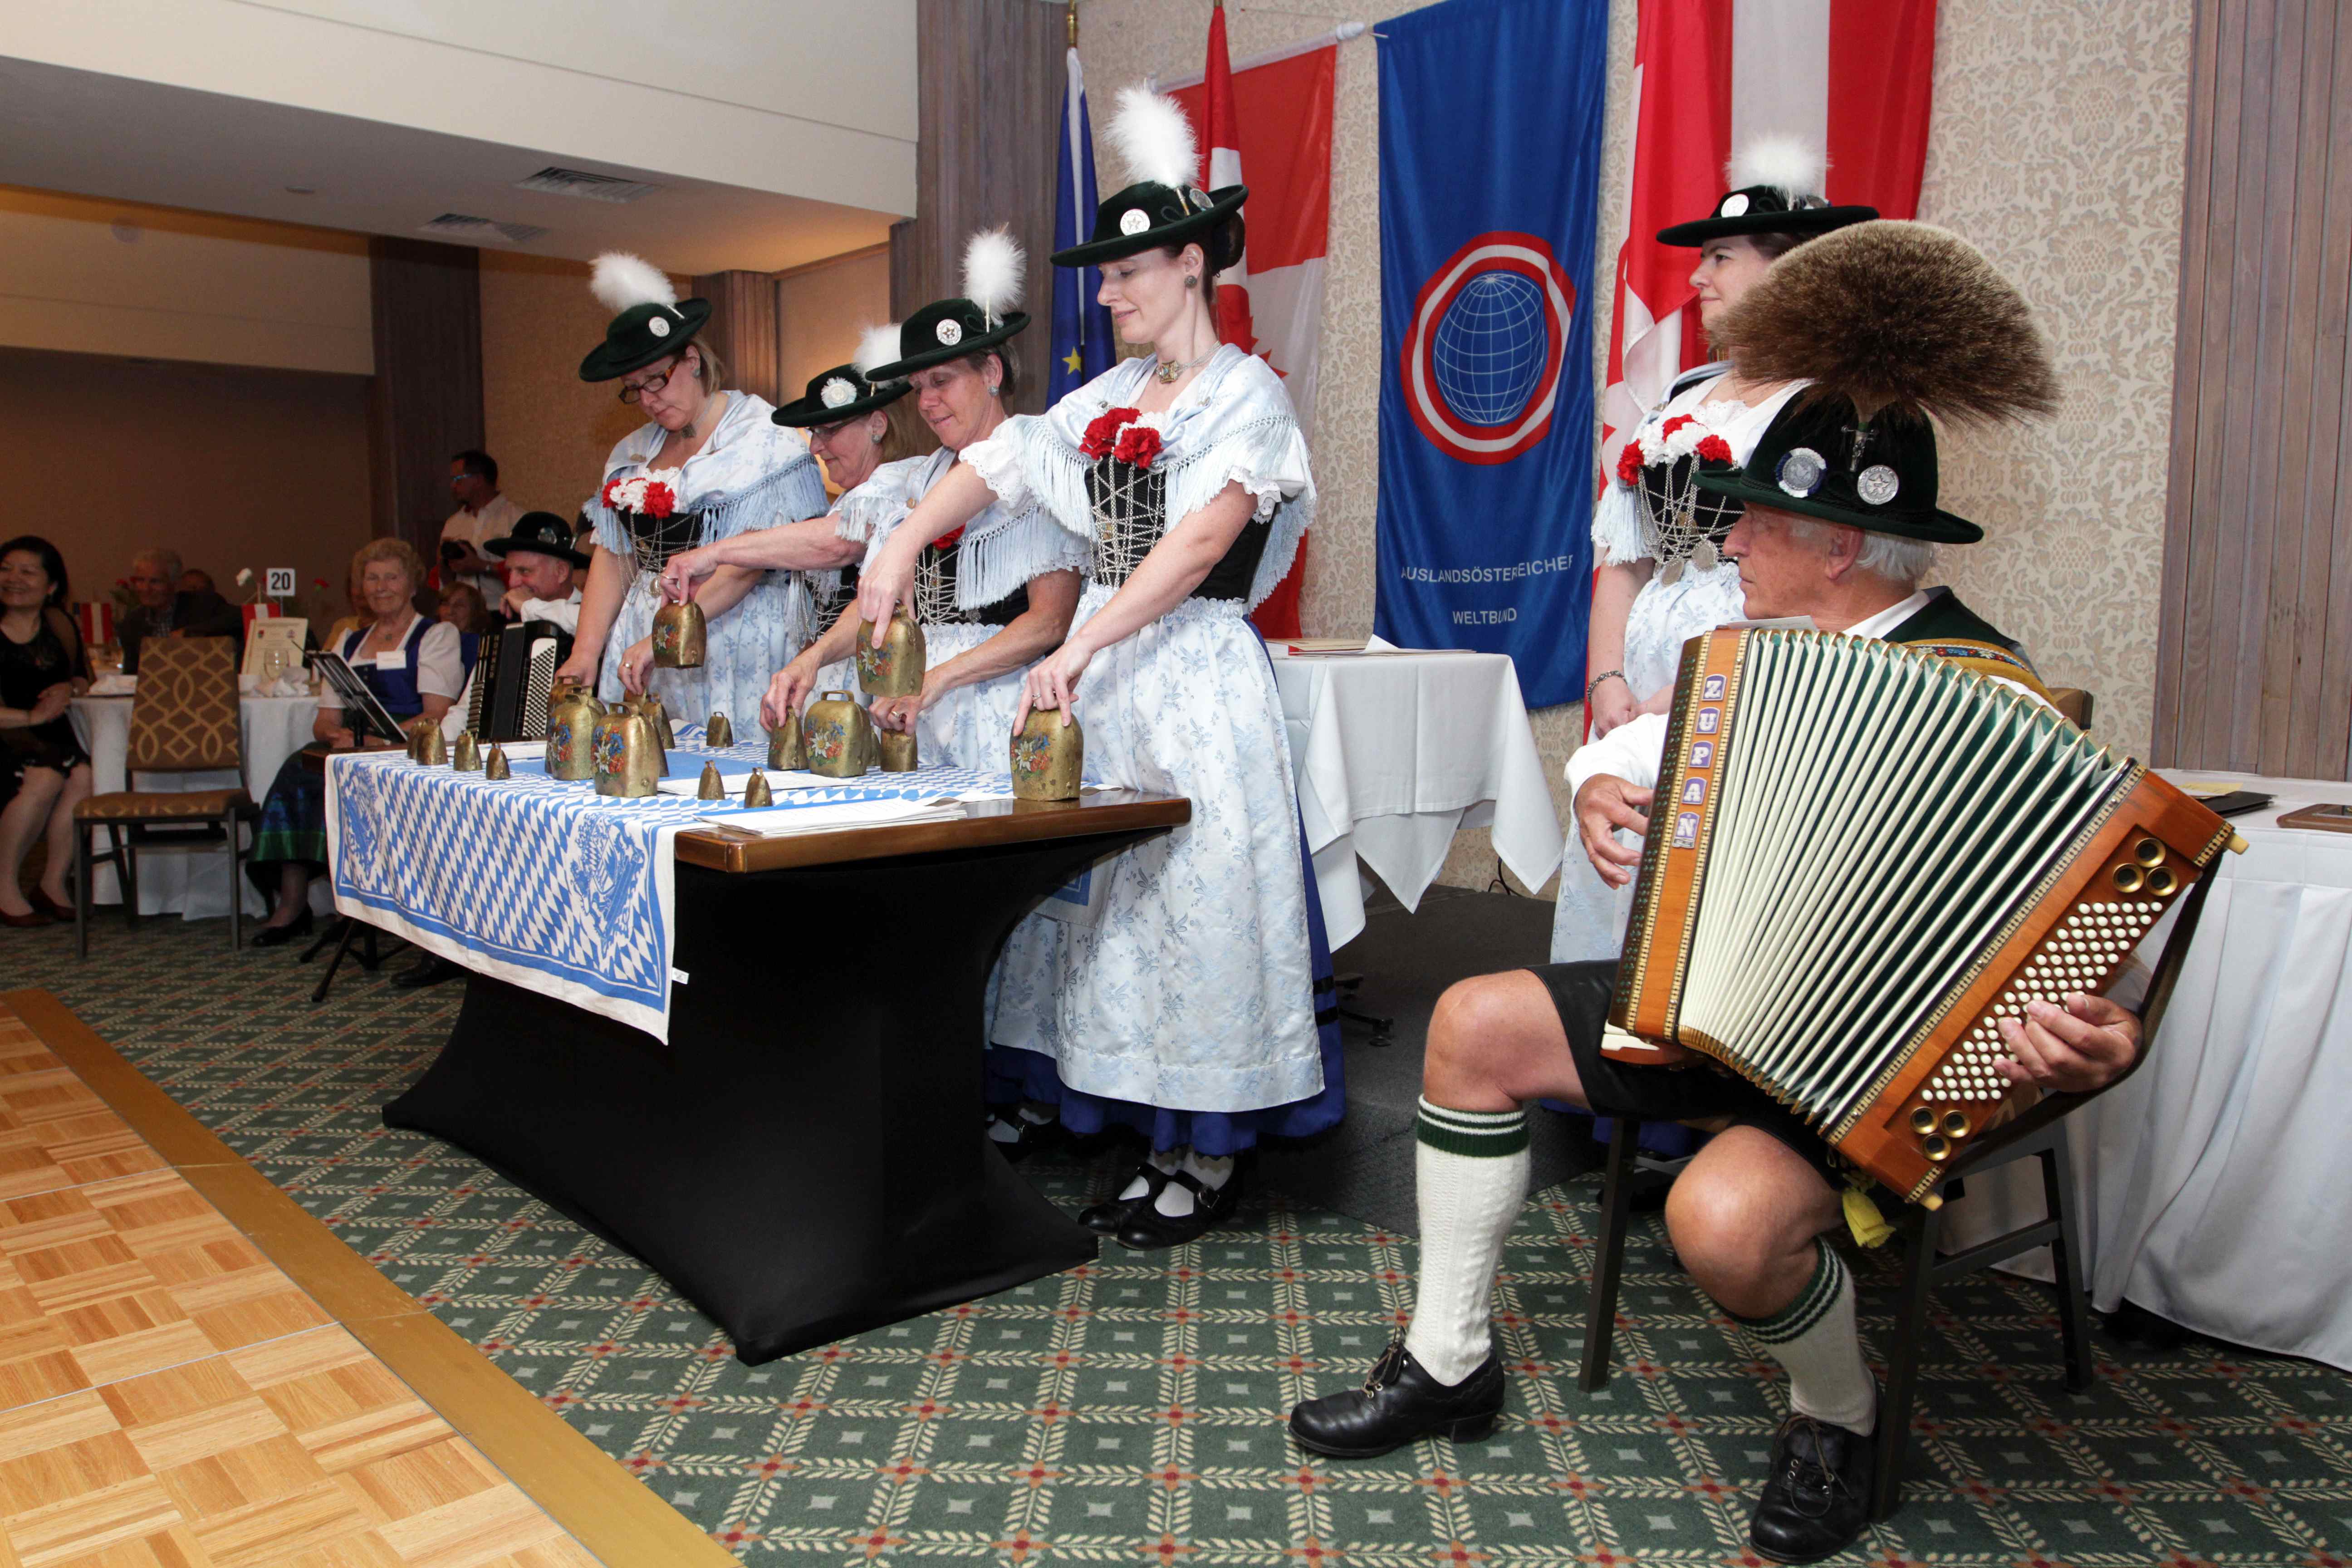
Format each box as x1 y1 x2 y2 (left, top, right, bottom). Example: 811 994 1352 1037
1113 426 1163 469
644 482 676 519
1695 435 1733 464
936 525 966 550
1083 407 1141 459
312 577 329 589
601 477 623 507
1616 442 1645 487
1660 414 1696 438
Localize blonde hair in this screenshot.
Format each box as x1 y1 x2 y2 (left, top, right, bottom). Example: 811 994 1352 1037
683 338 728 392
351 536 426 596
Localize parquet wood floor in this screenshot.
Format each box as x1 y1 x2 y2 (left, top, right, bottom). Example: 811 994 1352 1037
0 1001 607 1568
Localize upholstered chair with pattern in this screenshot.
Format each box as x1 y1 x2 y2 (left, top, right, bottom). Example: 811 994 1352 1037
71 637 255 955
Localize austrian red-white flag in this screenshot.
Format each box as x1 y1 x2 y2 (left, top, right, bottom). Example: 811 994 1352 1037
1170 7 1334 639
1600 0 1937 478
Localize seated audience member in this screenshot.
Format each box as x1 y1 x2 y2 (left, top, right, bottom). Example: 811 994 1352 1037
397 511 588 990
0 536 92 927
178 568 216 595
119 549 243 675
246 539 461 947
1287 222 2122 1564
438 581 492 636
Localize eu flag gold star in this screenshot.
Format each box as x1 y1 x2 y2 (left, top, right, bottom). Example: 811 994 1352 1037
1063 347 1083 374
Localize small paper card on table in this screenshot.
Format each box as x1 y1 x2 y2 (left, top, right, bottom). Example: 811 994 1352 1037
699 798 964 836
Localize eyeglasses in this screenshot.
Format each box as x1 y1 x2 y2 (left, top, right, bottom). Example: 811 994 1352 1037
617 368 671 405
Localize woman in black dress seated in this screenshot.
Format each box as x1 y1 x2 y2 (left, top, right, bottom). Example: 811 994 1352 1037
0 536 92 928
249 539 463 947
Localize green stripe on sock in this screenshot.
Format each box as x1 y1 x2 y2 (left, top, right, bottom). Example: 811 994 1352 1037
1415 1100 1529 1158
1737 1245 1848 1346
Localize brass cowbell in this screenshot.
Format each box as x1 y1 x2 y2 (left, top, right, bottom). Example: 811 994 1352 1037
629 691 675 750
803 690 873 779
768 710 805 770
856 614 926 699
451 730 482 772
696 761 725 799
705 710 735 749
876 727 918 773
1010 709 1083 800
412 721 447 768
484 745 512 780
742 771 774 808
545 683 603 781
593 705 663 797
652 598 706 667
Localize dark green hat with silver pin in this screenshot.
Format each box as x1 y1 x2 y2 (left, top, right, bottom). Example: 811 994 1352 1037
577 252 712 383
1655 138 1876 248
773 326 913 427
1050 85 1246 272
1690 220 2060 544
864 229 1031 382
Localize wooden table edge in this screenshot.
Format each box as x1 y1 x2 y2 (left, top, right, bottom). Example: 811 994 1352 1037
675 793 1191 873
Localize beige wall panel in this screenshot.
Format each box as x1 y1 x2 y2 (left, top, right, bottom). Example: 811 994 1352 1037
478 253 682 524
0 191 372 376
0 347 372 623
777 250 894 412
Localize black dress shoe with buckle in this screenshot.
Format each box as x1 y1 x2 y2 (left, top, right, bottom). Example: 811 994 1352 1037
392 954 464 989
1287 1340 1504 1459
1078 1162 1169 1235
1748 1400 1877 1564
1115 1165 1243 1250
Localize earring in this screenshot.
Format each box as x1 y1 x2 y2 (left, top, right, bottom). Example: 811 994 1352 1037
986 383 1001 396
869 431 884 445
1185 274 1200 289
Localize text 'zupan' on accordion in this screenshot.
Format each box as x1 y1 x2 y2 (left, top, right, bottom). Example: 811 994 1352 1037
1606 627 2236 1203
464 620 573 743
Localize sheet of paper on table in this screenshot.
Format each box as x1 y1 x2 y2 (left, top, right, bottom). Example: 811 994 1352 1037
698 798 966 836
1274 634 1484 658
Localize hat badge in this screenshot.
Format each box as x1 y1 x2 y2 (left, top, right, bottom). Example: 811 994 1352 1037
936 318 964 347
1776 447 1827 498
1119 207 1152 236
648 316 671 338
1856 464 1901 505
1719 192 1751 218
820 376 857 409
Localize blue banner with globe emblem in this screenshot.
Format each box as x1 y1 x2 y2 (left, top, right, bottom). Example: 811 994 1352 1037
1372 0 1606 709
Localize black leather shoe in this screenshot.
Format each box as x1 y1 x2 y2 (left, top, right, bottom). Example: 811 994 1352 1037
1288 1340 1504 1458
1116 1165 1243 1250
987 1113 1065 1165
250 909 315 949
1079 1162 1169 1235
1748 1401 1877 1564
392 954 463 989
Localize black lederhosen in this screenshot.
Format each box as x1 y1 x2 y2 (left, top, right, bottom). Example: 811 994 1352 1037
1534 960 1844 1186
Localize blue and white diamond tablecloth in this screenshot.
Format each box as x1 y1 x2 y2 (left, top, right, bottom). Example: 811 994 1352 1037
326 729 1021 1042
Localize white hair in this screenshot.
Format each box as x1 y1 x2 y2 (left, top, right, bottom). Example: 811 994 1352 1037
1787 515 1935 585
133 547 182 581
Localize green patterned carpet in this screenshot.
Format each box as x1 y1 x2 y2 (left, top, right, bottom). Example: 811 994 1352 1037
8 915 2350 1567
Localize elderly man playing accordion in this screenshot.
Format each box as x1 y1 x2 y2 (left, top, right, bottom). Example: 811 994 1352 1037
1289 224 2146 1565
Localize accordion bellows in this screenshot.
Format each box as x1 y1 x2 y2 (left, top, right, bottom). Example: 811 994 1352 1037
1608 629 2232 1202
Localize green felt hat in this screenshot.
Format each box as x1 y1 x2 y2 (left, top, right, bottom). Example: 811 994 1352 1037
771 362 911 427
864 298 1031 382
577 298 711 382
1692 395 1982 544
1049 180 1247 269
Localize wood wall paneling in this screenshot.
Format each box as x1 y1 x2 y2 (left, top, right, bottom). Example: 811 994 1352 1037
366 238 483 559
2155 0 2352 778
691 270 783 406
895 0 1066 416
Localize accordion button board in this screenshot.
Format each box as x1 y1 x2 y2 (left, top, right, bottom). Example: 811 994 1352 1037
1607 627 2234 1205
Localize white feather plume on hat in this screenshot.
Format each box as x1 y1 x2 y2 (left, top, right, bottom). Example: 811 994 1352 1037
1108 85 1200 192
1727 137 1828 203
853 323 903 381
962 229 1025 328
589 252 678 315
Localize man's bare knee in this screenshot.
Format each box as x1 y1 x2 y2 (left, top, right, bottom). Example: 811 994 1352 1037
1665 1132 1837 1313
1424 971 1576 1109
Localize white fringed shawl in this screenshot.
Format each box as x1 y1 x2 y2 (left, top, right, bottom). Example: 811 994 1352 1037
850 449 1088 614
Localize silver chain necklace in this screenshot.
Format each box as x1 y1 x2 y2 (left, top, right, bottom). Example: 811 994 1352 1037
1152 346 1217 385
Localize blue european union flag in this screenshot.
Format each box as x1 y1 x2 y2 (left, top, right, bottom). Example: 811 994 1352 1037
1050 46 1117 403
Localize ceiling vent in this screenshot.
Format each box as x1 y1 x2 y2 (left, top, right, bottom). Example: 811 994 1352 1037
515 167 661 203
418 213 549 245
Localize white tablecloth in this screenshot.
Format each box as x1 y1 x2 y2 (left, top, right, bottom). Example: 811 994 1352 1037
1268 646 1563 950
1941 769 2352 1371
69 693 319 918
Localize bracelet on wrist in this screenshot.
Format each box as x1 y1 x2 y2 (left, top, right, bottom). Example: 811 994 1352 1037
1584 669 1627 704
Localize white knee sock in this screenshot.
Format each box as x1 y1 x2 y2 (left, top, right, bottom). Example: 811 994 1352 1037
1117 1146 1185 1201
1737 1242 1877 1433
1401 1098 1530 1386
1152 1150 1234 1218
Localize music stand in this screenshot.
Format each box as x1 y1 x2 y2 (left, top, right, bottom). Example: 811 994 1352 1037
312 652 407 744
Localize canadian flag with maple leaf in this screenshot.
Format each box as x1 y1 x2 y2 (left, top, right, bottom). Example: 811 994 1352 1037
1168 4 1334 639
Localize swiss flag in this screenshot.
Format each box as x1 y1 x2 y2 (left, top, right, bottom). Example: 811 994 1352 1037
1171 7 1334 640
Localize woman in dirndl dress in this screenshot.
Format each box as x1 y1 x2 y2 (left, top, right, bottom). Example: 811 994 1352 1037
554 254 828 733
855 90 1342 1250
770 235 1085 766
1555 140 1875 965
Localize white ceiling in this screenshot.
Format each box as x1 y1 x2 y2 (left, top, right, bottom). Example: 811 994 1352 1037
0 46 907 276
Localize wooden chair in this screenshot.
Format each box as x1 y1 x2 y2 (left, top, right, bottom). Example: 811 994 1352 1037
2049 687 2096 729
72 638 254 955
1577 869 2216 1520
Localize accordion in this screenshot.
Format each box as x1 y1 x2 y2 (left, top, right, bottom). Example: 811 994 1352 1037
1608 628 2234 1202
465 619 572 742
